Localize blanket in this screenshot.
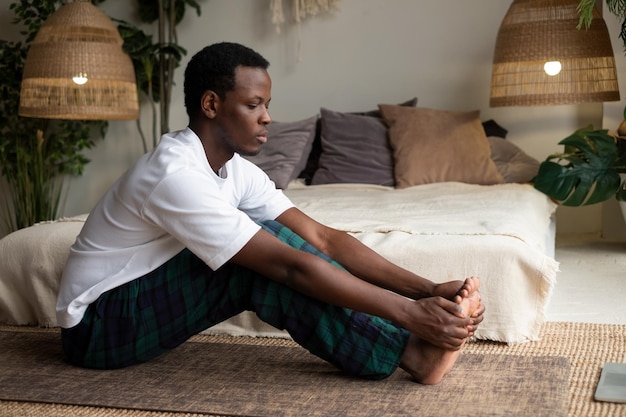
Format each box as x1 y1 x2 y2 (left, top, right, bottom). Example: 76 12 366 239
0 215 87 328
286 181 553 249
281 182 559 343
0 182 558 343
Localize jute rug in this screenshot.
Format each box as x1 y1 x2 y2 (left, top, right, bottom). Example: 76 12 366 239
0 321 623 417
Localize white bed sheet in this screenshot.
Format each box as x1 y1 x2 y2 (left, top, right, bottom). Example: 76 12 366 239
278 181 560 343
211 181 559 343
0 182 559 344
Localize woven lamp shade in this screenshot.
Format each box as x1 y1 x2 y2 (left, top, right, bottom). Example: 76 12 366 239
490 0 620 107
18 1 139 120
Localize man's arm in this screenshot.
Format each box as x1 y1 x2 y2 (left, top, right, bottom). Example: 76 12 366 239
230 209 476 349
275 207 461 301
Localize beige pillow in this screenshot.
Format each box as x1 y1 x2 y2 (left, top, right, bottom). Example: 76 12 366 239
378 105 505 188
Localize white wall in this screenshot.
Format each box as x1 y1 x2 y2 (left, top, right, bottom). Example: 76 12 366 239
1 0 625 239
601 3 626 239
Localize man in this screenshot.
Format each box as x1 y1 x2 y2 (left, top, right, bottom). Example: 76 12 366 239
57 42 484 384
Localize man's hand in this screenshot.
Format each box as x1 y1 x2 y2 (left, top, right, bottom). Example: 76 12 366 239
402 296 471 350
432 277 485 336
431 280 466 301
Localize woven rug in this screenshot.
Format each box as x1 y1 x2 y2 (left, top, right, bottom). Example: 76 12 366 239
0 321 623 417
0 329 566 417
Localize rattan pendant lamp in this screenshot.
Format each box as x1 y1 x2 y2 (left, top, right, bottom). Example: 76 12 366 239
18 0 139 120
490 0 620 107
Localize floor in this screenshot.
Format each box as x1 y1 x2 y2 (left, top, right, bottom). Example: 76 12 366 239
545 233 626 325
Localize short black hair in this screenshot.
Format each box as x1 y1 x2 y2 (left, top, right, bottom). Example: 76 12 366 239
183 42 270 119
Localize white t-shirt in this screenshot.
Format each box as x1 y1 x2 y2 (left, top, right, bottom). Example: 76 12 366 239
56 127 294 328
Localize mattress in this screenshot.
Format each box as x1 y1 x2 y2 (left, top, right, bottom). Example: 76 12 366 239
210 181 559 343
0 181 559 344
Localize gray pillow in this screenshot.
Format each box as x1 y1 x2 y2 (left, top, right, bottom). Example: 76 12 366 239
300 97 417 184
311 108 395 186
244 115 318 189
488 137 540 183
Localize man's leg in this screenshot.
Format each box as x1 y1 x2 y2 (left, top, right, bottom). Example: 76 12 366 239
249 220 410 379
61 248 248 369
62 220 410 379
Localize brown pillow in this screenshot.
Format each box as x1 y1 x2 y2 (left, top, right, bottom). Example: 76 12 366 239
378 105 505 188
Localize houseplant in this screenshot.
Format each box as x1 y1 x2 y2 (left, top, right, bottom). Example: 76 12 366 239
113 0 200 151
0 0 201 234
0 0 107 233
533 124 626 206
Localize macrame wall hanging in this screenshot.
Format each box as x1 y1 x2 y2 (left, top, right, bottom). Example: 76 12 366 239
270 0 341 61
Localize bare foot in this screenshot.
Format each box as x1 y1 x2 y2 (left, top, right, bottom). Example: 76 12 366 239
400 277 481 385
454 276 481 318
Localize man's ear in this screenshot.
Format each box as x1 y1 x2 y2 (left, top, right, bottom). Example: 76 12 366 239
200 90 219 119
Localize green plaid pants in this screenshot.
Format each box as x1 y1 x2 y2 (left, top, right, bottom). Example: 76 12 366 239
62 220 410 379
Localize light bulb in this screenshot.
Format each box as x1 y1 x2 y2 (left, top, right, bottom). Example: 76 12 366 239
72 72 88 85
543 61 562 76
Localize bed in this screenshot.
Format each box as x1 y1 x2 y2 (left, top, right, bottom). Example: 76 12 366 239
0 102 559 344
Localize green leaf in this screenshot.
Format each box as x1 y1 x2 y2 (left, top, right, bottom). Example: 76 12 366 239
533 126 622 206
576 0 596 29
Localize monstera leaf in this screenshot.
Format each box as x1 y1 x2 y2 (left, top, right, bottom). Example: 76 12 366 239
533 126 624 206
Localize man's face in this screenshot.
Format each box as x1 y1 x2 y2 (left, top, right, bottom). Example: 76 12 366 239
215 66 272 156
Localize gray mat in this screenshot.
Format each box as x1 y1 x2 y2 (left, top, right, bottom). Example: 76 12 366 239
0 330 569 417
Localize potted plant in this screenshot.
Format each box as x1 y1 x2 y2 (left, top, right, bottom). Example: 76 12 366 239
533 124 626 210
0 1 107 234
0 0 201 235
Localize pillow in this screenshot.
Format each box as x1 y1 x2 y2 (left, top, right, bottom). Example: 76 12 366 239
299 97 417 184
378 105 505 188
243 115 317 189
488 137 540 183
311 108 395 186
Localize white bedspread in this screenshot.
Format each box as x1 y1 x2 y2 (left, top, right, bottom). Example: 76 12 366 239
0 215 87 328
0 182 558 344
286 182 553 250
211 182 559 343
280 182 560 343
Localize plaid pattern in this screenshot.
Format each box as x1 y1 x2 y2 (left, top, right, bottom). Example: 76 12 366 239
62 220 409 379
